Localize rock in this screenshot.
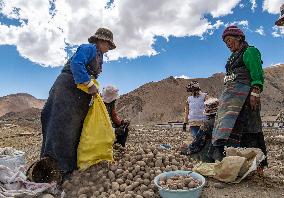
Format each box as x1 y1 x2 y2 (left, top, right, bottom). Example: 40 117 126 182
40 194 54 198
213 182 226 189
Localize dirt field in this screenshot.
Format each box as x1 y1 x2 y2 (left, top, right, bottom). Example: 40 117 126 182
0 116 284 198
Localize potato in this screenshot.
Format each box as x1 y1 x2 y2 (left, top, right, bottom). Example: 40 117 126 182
123 194 132 198
120 183 127 191
112 182 120 191
78 194 88 198
137 161 146 166
108 171 116 181
116 178 124 185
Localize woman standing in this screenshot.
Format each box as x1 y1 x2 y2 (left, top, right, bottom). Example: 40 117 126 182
183 81 208 138
40 28 116 178
210 26 268 171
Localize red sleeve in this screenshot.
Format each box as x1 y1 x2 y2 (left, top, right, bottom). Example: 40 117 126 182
111 108 122 126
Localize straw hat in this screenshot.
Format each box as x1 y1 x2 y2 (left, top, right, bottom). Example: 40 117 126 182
102 85 119 103
275 4 284 26
88 27 116 50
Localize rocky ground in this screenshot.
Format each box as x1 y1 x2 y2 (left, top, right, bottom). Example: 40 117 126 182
0 116 284 198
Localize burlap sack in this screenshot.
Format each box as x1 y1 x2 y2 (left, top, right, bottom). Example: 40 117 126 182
213 156 246 183
225 147 264 177
193 162 216 177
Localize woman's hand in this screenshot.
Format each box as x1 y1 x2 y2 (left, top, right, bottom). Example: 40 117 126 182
182 123 187 132
250 95 260 111
250 86 260 111
88 84 98 96
122 119 131 126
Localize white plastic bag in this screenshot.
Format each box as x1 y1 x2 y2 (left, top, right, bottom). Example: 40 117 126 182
0 147 25 171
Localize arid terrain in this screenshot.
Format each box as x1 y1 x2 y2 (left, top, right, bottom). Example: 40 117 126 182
1 64 284 197
0 111 283 197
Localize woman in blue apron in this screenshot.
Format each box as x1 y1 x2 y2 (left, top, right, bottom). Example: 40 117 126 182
210 26 268 173
40 28 116 179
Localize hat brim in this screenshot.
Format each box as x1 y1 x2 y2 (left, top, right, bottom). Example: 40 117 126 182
275 16 284 26
102 93 119 103
94 36 116 50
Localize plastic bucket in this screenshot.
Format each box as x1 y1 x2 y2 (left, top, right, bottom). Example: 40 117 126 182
154 170 206 198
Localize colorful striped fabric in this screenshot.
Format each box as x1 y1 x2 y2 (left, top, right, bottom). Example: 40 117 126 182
212 81 250 146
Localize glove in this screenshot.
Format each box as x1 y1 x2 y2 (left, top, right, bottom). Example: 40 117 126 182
122 119 130 126
182 123 187 132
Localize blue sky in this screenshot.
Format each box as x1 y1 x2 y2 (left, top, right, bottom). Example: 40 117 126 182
0 0 283 99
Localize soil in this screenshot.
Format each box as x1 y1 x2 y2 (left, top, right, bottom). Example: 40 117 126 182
0 115 283 198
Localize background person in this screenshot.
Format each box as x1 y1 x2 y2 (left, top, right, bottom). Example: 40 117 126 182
183 81 208 139
102 85 130 147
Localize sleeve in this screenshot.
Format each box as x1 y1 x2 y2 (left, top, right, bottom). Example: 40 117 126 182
204 93 209 101
184 100 189 123
70 44 96 84
111 107 123 126
243 47 264 91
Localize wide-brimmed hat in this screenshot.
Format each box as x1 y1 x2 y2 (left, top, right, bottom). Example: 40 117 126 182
203 98 219 115
186 80 200 92
102 85 119 103
222 25 245 41
88 27 116 50
275 4 284 26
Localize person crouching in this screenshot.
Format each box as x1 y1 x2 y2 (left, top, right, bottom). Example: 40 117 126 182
181 98 219 163
102 85 129 147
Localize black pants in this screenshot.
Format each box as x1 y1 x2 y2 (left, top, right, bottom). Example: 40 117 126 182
208 132 268 167
41 73 91 173
114 126 129 147
240 133 268 167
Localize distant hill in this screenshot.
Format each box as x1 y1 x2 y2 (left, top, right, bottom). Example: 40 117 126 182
116 64 284 124
1 65 283 124
0 93 45 117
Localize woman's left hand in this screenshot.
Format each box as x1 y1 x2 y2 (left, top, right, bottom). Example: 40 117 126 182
250 87 260 111
250 95 258 110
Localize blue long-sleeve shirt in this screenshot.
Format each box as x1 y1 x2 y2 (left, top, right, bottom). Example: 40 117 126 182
70 44 98 84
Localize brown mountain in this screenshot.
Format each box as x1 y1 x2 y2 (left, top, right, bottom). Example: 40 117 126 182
1 65 283 124
0 93 45 117
116 64 284 124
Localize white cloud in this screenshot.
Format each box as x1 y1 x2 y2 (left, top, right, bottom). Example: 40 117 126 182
263 0 283 14
207 20 224 35
255 26 265 36
272 26 284 37
250 0 257 12
239 4 245 8
0 0 242 67
227 20 249 29
174 75 191 79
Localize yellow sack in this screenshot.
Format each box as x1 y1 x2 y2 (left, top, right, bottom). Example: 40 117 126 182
77 80 115 170
76 79 99 93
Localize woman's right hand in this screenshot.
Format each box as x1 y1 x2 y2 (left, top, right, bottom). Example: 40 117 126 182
88 84 98 96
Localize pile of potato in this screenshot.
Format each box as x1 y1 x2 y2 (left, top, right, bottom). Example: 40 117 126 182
62 126 196 198
159 174 201 190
